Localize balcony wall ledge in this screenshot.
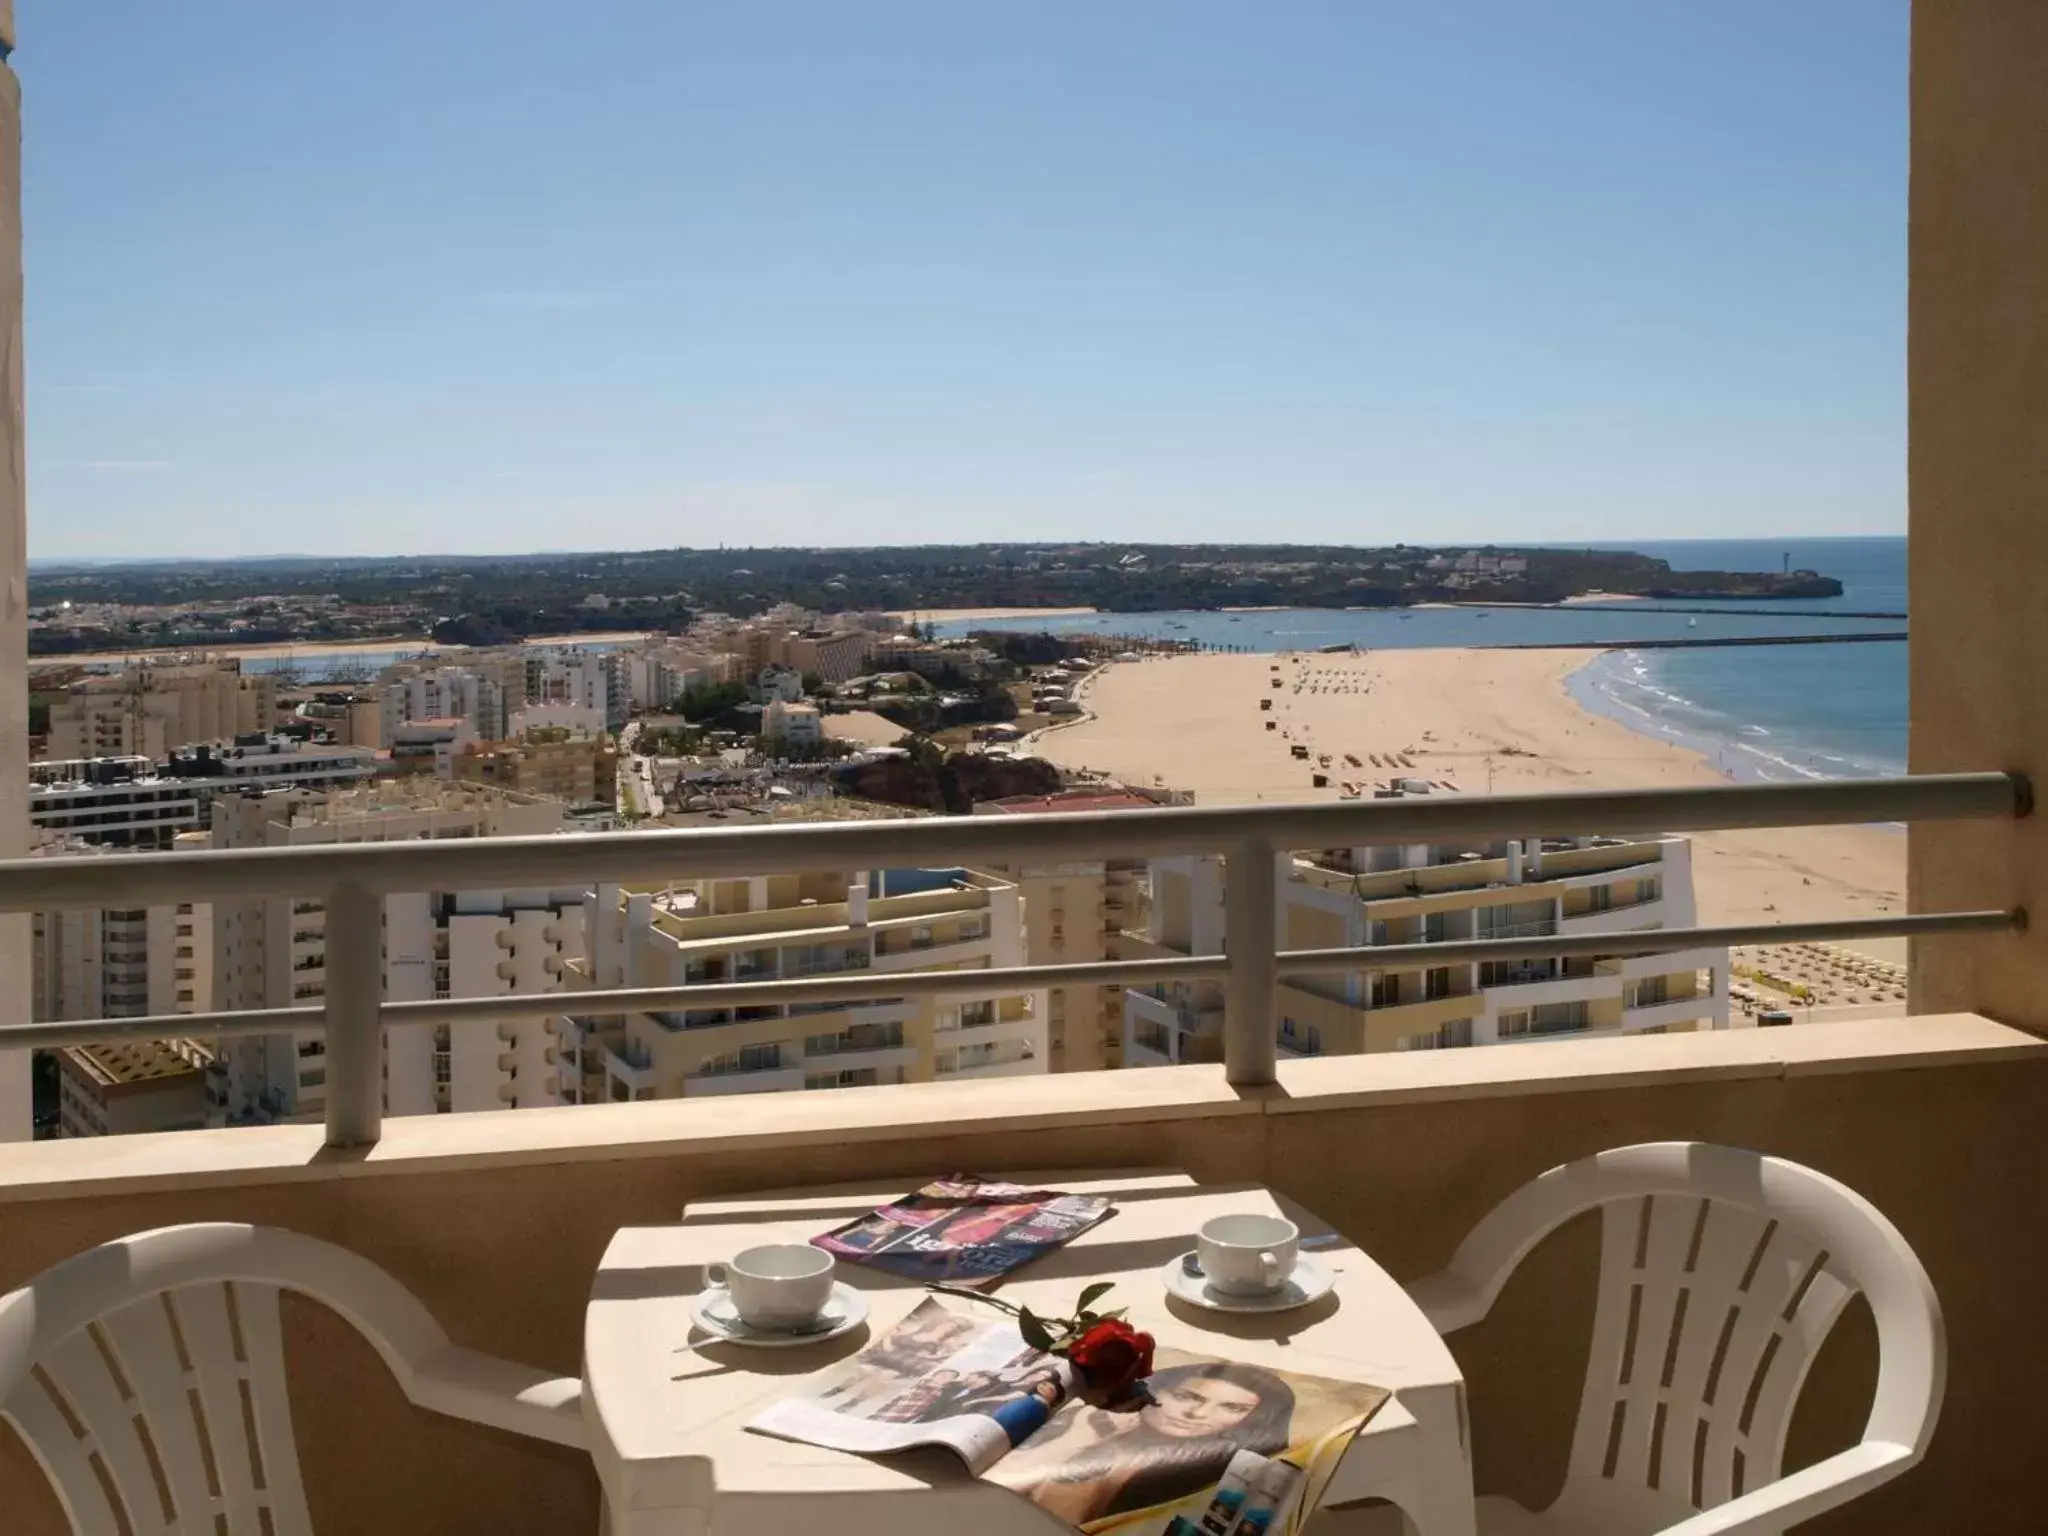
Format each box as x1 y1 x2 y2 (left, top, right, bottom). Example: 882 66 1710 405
0 1014 2036 1209
1269 1012 2042 1112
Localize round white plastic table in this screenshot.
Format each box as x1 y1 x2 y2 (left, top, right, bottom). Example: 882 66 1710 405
583 1170 1475 1535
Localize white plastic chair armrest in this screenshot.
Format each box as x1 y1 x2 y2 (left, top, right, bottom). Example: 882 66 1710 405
1649 1442 1914 1536
408 1344 587 1448
1401 1270 1491 1335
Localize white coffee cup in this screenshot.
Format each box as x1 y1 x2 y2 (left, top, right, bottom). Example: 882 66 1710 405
710 1243 836 1329
1197 1214 1300 1297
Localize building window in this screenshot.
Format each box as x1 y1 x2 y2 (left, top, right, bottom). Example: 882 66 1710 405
1498 1010 1531 1039
1627 976 1670 1009
1530 1001 1590 1035
1279 1018 1323 1055
1401 1019 1473 1051
1369 974 1402 1009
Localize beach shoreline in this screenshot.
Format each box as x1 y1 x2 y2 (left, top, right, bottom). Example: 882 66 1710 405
1035 647 1905 960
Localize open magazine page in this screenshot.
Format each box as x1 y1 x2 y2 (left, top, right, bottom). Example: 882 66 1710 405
748 1297 1079 1476
982 1348 1390 1535
813 1176 1113 1288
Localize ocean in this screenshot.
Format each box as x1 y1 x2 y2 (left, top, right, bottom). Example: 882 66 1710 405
933 536 1909 785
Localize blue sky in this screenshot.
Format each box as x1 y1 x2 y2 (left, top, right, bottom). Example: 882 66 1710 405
24 2 1907 559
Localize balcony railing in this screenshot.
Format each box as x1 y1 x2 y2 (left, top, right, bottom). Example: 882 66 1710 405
0 772 2026 1149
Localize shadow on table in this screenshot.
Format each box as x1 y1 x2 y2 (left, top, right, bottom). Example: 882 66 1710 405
669 1322 877 1383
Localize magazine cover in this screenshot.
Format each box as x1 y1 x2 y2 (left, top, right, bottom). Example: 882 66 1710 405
986 1346 1388 1535
813 1176 1114 1286
748 1296 1078 1474
748 1300 1389 1534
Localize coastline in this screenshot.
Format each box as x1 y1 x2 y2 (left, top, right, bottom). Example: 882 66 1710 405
1033 647 1905 957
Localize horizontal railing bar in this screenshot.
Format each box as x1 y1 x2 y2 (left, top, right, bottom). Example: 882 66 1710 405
0 955 1230 1050
0 772 2023 911
1 908 2013 1054
1 1007 324 1050
388 955 1224 1028
1275 909 2020 975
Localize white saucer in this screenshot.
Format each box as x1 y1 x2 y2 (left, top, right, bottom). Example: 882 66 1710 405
1159 1252 1336 1314
691 1282 870 1348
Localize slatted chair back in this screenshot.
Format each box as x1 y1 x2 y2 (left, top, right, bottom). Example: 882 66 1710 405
1414 1143 1944 1531
0 1224 478 1536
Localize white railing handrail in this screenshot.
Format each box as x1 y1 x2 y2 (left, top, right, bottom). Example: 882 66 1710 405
0 771 2027 1148
0 773 2022 912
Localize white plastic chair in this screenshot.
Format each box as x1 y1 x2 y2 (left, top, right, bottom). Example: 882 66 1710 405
0 1222 585 1535
1403 1143 1944 1536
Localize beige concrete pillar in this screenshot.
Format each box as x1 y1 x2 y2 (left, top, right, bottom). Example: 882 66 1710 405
1907 1 2048 1022
0 1 28 1140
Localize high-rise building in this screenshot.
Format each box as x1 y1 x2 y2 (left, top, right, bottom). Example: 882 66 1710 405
1123 816 1728 1064
207 782 586 1124
377 663 510 746
974 790 1154 1073
525 651 628 732
559 867 1043 1102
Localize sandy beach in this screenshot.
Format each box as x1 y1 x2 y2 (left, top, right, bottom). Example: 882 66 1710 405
1036 649 1906 959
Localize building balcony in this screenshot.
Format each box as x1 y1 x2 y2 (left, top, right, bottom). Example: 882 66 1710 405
0 1017 2041 1533
1559 898 1667 936
0 771 2035 1530
685 1064 808 1097
1613 993 1725 1032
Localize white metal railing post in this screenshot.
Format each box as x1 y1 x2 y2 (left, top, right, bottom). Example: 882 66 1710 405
323 879 384 1148
1224 835 1279 1086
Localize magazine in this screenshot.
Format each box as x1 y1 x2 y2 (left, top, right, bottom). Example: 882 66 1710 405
747 1298 1389 1535
813 1176 1113 1287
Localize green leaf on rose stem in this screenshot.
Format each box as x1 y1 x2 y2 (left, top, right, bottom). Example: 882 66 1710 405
1076 1281 1115 1313
1017 1308 1056 1352
1100 1308 1127 1322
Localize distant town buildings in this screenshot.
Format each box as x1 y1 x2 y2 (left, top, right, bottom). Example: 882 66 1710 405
46 661 277 761
454 728 618 807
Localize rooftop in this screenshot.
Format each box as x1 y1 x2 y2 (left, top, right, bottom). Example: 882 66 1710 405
61 1037 215 1088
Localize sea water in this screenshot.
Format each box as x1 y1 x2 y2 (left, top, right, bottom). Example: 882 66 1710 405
932 536 1909 785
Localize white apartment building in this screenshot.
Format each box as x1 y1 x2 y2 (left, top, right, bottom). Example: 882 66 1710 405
762 699 824 748
624 646 738 710
31 856 211 1027
30 739 377 851
169 735 378 791
208 782 586 1125
526 651 628 732
559 867 1043 1102
378 664 510 747
1124 823 1728 1066
44 662 277 761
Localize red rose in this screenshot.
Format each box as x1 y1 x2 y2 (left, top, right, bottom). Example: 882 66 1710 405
1065 1318 1156 1396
